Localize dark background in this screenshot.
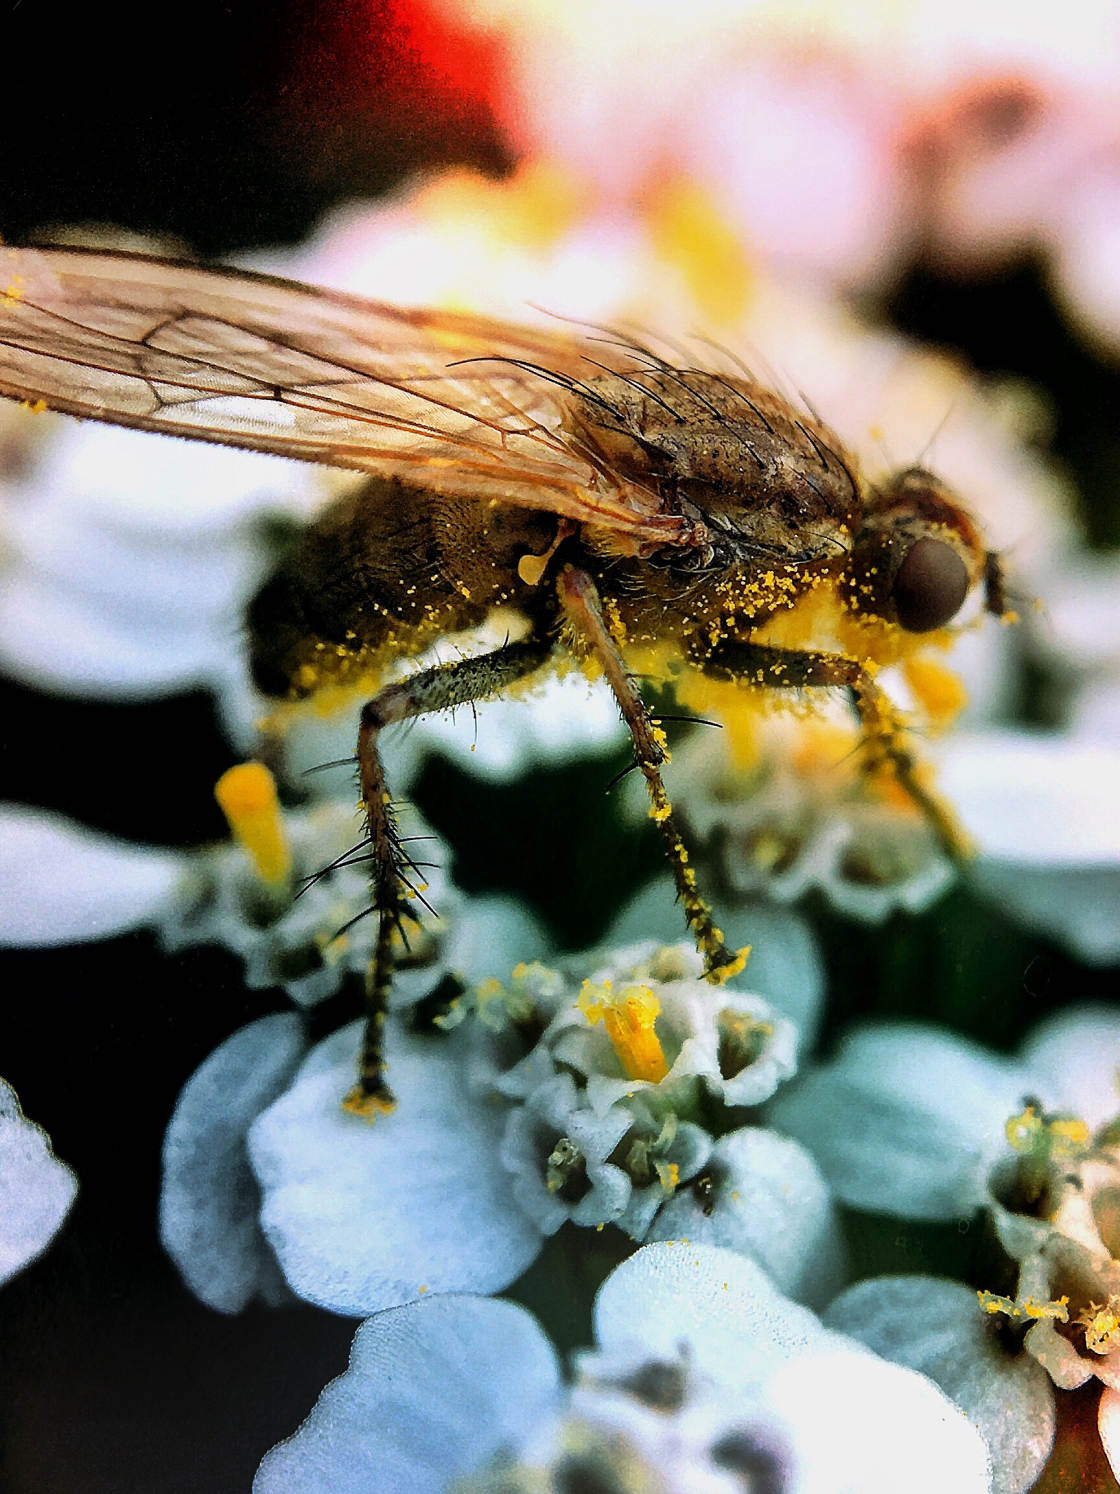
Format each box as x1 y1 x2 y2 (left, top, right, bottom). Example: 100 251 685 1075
2 4 1119 1490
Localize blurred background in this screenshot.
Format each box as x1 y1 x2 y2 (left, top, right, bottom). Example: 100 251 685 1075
2 2 1120 1490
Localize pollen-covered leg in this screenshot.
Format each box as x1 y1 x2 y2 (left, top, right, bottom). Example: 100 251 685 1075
343 637 553 1118
691 638 971 860
557 564 747 986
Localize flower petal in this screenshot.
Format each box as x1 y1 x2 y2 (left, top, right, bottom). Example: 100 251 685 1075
1100 1385 1120 1481
248 1022 542 1314
769 1022 1035 1220
971 862 1120 966
593 1240 823 1390
160 1015 307 1313
1018 1004 1120 1130
0 804 187 946
0 1080 77 1283
646 1127 846 1310
825 1275 1055 1494
254 1295 562 1494
592 1242 991 1493
939 731 1120 864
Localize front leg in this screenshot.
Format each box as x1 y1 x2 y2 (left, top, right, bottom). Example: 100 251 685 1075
346 635 553 1117
688 637 970 861
557 565 747 985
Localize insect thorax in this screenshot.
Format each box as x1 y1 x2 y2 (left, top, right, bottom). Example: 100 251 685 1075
571 371 859 574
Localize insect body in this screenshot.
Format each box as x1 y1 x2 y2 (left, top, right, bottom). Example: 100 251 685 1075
0 246 1005 1114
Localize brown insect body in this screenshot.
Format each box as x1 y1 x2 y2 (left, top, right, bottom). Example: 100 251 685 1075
249 369 864 698
0 246 1005 1114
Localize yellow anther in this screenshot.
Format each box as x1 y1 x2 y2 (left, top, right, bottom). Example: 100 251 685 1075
655 1160 680 1194
1005 1105 1043 1153
214 762 292 892
1048 1116 1091 1153
578 979 669 1083
1077 1296 1120 1354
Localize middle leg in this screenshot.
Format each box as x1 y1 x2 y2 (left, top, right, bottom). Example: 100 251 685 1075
557 564 747 985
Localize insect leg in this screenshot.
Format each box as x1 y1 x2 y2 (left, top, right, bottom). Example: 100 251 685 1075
689 638 970 860
345 635 554 1118
556 564 746 985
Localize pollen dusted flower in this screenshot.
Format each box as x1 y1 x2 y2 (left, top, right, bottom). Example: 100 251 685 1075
235 940 836 1317
770 1003 1120 1485
162 761 548 1013
253 1242 992 1494
155 766 549 1313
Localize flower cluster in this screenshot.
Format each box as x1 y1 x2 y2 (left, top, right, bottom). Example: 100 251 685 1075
161 932 840 1319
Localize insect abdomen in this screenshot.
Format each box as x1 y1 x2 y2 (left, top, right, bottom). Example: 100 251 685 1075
247 477 485 698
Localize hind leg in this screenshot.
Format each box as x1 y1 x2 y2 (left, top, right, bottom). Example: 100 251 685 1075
345 636 553 1117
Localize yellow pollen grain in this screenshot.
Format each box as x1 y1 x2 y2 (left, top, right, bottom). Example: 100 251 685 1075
214 762 292 890
578 979 669 1083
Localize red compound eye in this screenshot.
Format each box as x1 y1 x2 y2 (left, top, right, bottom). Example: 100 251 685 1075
892 537 970 631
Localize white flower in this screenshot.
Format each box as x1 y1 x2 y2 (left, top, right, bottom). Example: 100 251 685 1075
253 1242 992 1494
769 1004 1120 1221
824 1275 1056 1494
159 1015 305 1313
247 1019 543 1316
0 1079 77 1283
167 941 833 1317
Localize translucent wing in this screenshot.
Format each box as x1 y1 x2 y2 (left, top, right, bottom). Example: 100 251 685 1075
0 245 691 545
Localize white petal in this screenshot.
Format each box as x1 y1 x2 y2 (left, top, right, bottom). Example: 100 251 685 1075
0 1080 77 1283
254 1295 562 1494
0 804 186 946
938 730 1120 864
759 1342 992 1494
31 418 316 532
769 1023 1035 1221
160 1015 307 1313
593 1243 991 1493
248 1022 542 1314
593 1240 823 1392
1018 1004 1120 1128
646 1127 845 1310
0 571 235 697
825 1276 1055 1494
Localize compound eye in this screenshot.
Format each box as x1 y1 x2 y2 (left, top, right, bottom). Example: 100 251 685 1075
892 537 970 631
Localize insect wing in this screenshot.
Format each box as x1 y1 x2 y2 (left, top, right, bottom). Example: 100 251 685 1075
0 246 686 543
